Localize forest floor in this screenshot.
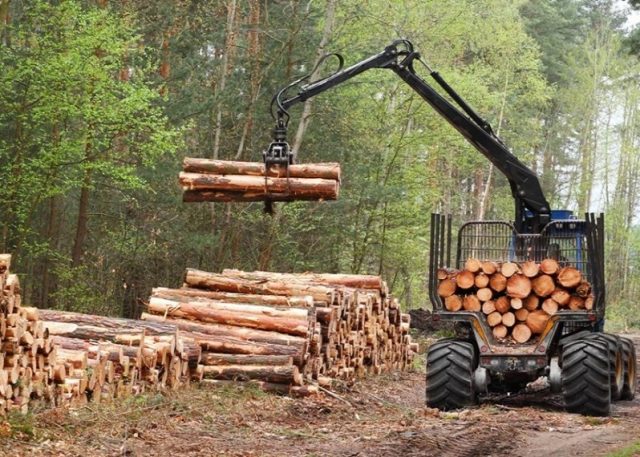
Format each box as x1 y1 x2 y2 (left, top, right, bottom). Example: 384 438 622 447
1 334 639 457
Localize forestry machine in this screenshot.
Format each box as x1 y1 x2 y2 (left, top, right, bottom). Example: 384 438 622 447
264 39 637 415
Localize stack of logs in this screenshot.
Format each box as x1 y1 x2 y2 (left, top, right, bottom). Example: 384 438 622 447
437 258 594 344
180 158 341 203
144 268 417 393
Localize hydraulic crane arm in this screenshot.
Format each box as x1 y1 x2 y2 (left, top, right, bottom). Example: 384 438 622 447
267 40 551 233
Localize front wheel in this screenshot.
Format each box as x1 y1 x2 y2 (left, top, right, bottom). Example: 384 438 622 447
426 340 477 410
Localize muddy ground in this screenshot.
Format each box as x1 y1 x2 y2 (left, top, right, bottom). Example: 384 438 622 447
1 334 638 457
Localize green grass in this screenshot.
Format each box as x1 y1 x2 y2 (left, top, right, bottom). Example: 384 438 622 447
604 439 640 457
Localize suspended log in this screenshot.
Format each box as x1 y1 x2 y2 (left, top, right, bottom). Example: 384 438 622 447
179 172 339 199
182 159 341 180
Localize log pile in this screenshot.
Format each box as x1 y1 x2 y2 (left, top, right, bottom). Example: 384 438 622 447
180 158 341 203
437 258 595 344
144 268 417 393
38 309 204 399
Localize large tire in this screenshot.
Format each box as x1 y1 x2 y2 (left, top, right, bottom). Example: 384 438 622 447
562 339 611 416
584 333 624 400
620 337 637 401
426 340 477 410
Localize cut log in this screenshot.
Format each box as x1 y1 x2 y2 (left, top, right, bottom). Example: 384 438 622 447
474 274 490 289
551 288 571 306
476 288 492 302
489 273 507 293
557 267 582 288
521 261 540 278
462 295 481 312
182 159 341 181
541 299 558 315
436 269 450 280
201 364 303 385
500 262 519 278
494 296 511 314
540 259 559 275
487 312 503 327
501 312 516 327
455 271 475 290
492 325 508 339
526 310 550 334
153 287 314 307
464 258 482 273
222 269 384 291
584 295 594 310
576 281 591 298
200 353 293 366
482 300 496 315
179 172 339 200
437 279 457 298
481 261 498 275
510 298 523 310
506 274 532 299
568 296 585 311
444 295 463 312
514 308 529 322
531 275 555 297
512 324 532 344
184 269 335 303
523 295 539 311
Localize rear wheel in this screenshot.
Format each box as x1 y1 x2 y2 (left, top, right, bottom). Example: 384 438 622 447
620 337 637 400
561 338 611 416
426 340 477 410
584 333 624 400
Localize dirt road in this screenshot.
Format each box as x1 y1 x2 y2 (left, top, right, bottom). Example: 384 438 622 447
3 335 639 456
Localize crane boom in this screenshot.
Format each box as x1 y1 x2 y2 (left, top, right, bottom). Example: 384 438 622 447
268 40 551 233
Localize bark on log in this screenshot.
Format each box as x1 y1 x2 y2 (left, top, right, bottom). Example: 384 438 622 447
183 190 329 203
184 269 335 302
147 299 311 337
200 353 293 366
179 172 339 199
183 159 341 180
153 287 315 307
201 364 303 385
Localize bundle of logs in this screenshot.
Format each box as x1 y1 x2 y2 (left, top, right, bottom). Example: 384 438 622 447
180 158 341 203
144 268 417 394
437 258 595 344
